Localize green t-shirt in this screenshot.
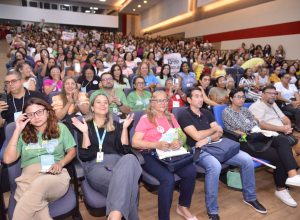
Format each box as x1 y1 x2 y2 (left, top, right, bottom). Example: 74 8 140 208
17 123 76 168
96 88 129 114
127 90 152 111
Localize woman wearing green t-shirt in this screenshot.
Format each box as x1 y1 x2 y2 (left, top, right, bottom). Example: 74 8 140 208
127 76 152 111
3 97 76 220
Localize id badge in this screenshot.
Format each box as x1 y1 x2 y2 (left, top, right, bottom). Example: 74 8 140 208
81 86 87 93
14 111 22 122
173 101 180 108
40 154 55 172
186 83 191 87
96 152 104 163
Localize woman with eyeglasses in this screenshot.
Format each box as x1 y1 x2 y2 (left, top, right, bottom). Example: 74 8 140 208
132 90 197 220
222 88 300 207
127 76 152 111
3 97 76 219
71 93 141 220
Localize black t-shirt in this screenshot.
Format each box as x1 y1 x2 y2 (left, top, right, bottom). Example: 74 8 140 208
1 88 47 124
77 120 130 162
77 75 100 93
177 107 215 147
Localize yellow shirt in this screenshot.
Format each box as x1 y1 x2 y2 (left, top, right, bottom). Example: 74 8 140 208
269 73 280 84
193 62 204 80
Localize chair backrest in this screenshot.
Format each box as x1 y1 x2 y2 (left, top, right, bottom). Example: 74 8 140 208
7 159 21 192
123 88 135 97
48 91 61 104
172 107 188 120
1 123 17 160
129 110 146 143
88 90 96 97
212 105 227 128
243 102 253 108
128 73 136 88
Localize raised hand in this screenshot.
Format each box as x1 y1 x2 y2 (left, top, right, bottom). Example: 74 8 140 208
71 117 88 133
15 113 30 133
123 113 134 128
0 101 8 113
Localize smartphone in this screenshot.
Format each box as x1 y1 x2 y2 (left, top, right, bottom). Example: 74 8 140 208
0 93 7 103
173 78 179 85
74 63 81 73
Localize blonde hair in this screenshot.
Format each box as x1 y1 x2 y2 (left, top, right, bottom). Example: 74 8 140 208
136 61 150 76
146 90 172 126
85 93 115 132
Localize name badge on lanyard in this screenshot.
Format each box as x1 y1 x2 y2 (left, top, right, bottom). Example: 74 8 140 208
14 111 22 121
81 86 87 93
13 91 27 122
94 121 107 163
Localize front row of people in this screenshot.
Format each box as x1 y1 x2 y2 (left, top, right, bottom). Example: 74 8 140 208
2 86 300 220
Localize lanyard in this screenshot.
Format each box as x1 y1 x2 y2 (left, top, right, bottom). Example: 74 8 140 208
82 79 92 88
13 90 30 113
93 121 107 152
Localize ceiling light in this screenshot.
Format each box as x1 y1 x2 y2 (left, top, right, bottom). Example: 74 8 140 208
138 5 141 8
94 7 98 10
133 8 136 11
99 0 106 2
144 1 147 3
64 4 70 7
85 10 91 13
90 7 93 9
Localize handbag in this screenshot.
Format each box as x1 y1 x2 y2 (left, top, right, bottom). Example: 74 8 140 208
201 138 240 162
159 153 194 172
243 133 273 152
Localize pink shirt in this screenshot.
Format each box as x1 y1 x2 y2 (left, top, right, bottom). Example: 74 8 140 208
135 114 180 142
43 79 63 92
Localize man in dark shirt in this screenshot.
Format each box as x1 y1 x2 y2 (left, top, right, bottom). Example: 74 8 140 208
177 87 266 220
0 70 46 126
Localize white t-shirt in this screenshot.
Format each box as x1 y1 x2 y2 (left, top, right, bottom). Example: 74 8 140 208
274 82 297 100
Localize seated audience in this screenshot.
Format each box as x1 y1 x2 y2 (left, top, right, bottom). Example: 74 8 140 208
132 90 197 220
52 76 89 121
43 65 63 95
274 73 300 131
0 70 46 126
97 72 131 116
177 62 196 93
209 76 230 104
3 97 76 219
223 88 300 207
111 64 130 90
178 87 267 219
16 61 37 91
127 76 151 111
77 64 101 93
71 93 141 220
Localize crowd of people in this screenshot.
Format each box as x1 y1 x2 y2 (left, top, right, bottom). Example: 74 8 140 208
0 23 300 220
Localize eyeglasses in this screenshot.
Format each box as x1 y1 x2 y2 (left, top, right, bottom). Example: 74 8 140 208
101 77 113 82
283 76 291 80
135 82 145 86
264 92 278 96
152 99 168 103
26 108 46 119
4 79 21 86
233 95 246 100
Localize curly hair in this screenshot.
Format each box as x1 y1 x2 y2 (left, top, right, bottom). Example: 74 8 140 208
22 97 60 144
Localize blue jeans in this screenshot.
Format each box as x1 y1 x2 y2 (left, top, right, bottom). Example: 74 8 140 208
195 150 256 214
142 152 196 220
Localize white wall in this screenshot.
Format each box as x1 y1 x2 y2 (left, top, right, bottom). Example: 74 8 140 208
0 4 118 28
151 0 300 38
140 0 189 29
221 34 300 60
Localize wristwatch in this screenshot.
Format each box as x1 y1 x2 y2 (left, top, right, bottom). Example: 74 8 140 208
206 136 212 144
